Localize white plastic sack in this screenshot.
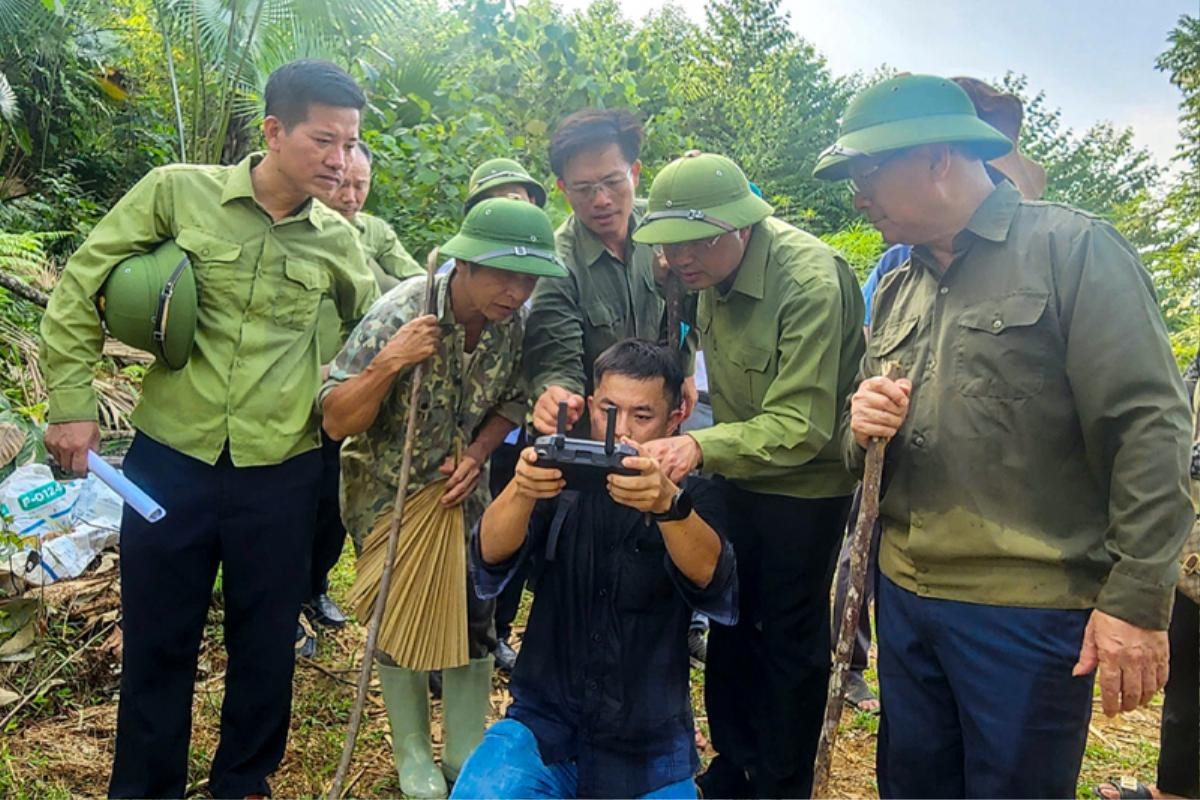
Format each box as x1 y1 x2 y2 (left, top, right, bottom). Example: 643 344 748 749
0 464 123 585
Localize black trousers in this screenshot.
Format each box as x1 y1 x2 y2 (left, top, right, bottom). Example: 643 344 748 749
1159 590 1199 797
109 433 321 800
705 487 851 798
310 430 347 598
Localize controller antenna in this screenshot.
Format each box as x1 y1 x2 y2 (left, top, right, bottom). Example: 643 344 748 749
554 401 568 448
604 406 617 455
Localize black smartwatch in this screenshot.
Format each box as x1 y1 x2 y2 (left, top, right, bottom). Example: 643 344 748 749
651 488 694 523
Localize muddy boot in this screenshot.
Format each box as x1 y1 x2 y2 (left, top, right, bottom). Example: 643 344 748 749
377 662 448 799
439 656 493 784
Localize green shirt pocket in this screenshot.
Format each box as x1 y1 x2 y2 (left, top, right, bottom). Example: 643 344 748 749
276 256 328 331
868 314 920 366
176 227 243 263
726 341 773 408
584 301 618 330
954 290 1049 400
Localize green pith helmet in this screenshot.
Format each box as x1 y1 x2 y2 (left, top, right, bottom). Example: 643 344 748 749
441 197 567 277
464 158 547 212
632 151 773 245
813 74 1014 181
98 240 197 370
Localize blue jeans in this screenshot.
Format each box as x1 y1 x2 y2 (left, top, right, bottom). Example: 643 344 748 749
450 719 697 799
876 574 1094 798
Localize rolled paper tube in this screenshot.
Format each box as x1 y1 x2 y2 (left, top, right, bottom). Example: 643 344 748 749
86 451 166 523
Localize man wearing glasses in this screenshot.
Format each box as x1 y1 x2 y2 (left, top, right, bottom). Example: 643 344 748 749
815 74 1191 797
525 109 696 436
636 151 866 799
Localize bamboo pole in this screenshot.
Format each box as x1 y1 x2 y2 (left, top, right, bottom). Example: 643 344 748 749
328 249 439 800
812 359 904 798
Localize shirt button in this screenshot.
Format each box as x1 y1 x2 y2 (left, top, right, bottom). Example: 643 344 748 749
927 359 936 371
591 633 601 643
939 286 949 295
587 679 599 690
598 588 608 598
992 318 1003 330
912 433 926 447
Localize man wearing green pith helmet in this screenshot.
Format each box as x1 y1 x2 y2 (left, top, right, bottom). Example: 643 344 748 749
636 150 866 799
815 73 1191 798
320 197 566 798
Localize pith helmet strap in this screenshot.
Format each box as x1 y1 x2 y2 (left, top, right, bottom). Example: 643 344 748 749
638 208 737 232
471 245 560 265
151 252 190 369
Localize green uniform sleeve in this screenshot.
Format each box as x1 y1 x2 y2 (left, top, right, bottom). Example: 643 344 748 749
375 225 423 280
692 274 846 477
524 271 586 397
39 169 174 422
329 236 380 336
1060 221 1193 630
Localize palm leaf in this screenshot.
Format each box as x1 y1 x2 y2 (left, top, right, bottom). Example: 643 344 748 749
0 72 17 122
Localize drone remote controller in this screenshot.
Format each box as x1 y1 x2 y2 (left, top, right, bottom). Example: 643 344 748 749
532 403 639 488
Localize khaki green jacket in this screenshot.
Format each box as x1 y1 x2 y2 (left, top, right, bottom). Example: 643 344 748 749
316 211 423 363
320 270 527 545
691 217 864 499
844 183 1192 630
524 203 677 400
39 155 378 466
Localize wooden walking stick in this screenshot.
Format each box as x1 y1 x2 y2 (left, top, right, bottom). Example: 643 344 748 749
811 360 904 799
328 250 440 800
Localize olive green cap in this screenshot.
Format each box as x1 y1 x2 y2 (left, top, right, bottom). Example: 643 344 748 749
464 158 547 212
632 151 774 245
813 74 1014 181
441 197 566 277
98 240 197 370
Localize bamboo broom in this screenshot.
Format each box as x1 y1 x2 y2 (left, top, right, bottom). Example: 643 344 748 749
328 249 440 800
812 360 904 799
346 478 468 670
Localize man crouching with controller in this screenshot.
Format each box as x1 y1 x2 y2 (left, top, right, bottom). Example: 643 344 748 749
452 339 738 800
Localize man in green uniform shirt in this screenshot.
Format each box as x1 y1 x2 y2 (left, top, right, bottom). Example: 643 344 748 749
524 108 696 434
307 141 423 635
636 151 866 799
320 198 566 798
815 74 1192 798
39 60 378 799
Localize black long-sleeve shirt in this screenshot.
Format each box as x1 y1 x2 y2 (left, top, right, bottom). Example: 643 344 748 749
471 475 737 798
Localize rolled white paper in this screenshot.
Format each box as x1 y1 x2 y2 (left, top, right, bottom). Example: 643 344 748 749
86 451 166 523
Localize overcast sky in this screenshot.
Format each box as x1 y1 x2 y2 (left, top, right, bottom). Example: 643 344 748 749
550 0 1192 173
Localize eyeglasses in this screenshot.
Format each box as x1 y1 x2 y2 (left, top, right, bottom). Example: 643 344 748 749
652 233 725 260
847 150 905 194
564 167 633 199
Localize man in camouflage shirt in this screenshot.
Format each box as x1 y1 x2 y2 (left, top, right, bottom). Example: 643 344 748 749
319 197 566 798
304 142 425 637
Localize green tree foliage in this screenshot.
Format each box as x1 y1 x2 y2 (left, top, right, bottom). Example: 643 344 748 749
1146 14 1200 365
0 0 1192 357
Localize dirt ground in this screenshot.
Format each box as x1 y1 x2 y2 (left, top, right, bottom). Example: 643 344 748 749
1 550 1165 799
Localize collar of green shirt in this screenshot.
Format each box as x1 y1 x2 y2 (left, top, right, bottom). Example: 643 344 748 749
572 204 645 267
962 181 1021 243
913 182 1021 274
719 219 770 301
219 152 323 230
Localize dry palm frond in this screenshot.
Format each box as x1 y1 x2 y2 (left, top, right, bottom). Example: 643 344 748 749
345 479 468 672
91 374 137 433
0 422 25 468
102 338 153 364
